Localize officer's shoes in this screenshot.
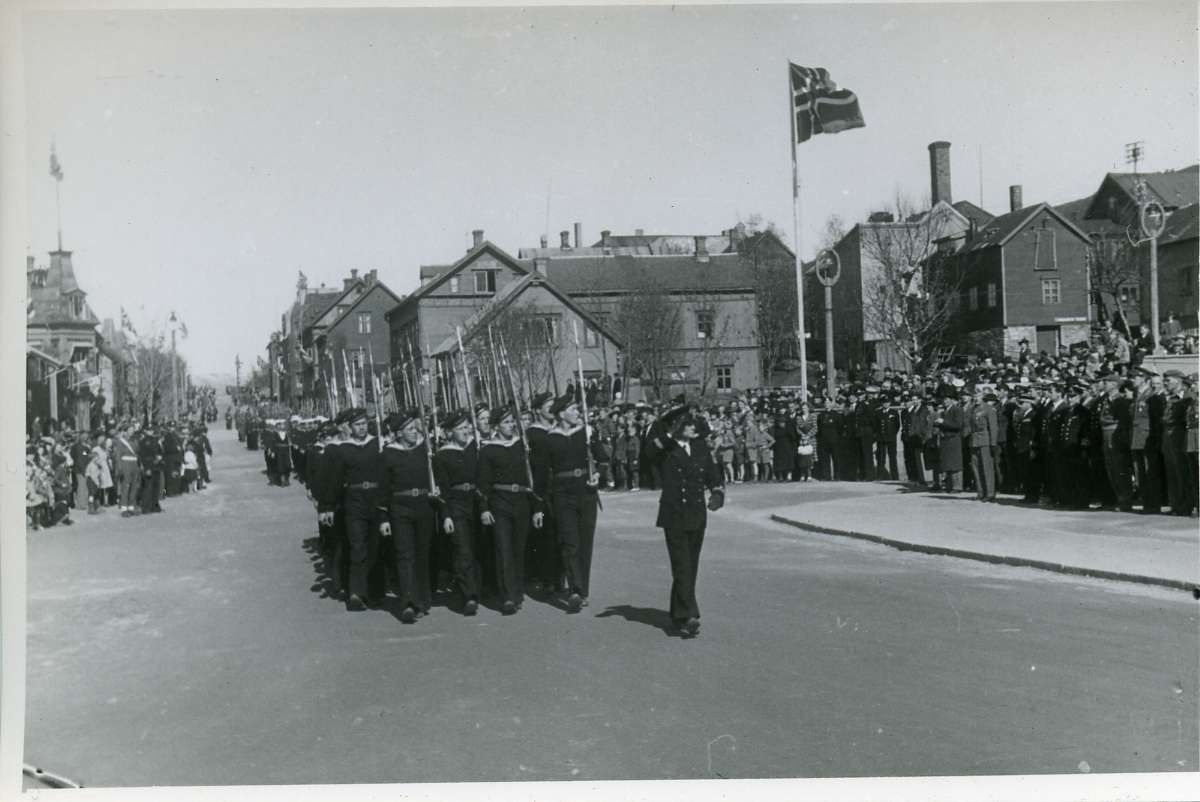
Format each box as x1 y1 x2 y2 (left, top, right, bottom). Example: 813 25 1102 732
346 594 366 612
684 618 701 637
463 599 478 616
566 593 583 612
399 606 418 624
580 597 589 607
501 600 517 616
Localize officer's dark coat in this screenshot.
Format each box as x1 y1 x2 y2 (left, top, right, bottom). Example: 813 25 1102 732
648 436 722 530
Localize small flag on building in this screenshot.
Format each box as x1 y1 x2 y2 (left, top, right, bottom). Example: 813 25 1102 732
789 63 865 144
120 306 138 336
49 144 63 181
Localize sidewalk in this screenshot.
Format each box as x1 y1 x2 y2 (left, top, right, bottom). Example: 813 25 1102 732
767 482 1199 593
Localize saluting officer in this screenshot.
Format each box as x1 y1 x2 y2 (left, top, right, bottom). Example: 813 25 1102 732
378 410 439 623
478 405 540 615
318 408 382 612
542 392 601 613
644 404 725 638
432 408 482 616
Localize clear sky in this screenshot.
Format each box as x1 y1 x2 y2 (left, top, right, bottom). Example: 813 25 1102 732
21 1 1198 375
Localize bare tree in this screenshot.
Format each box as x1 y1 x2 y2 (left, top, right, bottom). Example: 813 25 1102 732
1087 235 1142 333
128 330 188 422
611 269 681 402
859 194 968 368
689 289 734 396
734 216 798 386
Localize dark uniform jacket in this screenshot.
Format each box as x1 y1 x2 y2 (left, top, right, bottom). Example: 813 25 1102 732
479 437 537 515
1132 391 1164 451
318 436 382 514
433 440 480 519
647 436 723 530
543 426 596 503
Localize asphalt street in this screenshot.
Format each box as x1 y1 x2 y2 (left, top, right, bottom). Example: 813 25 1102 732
24 429 1199 787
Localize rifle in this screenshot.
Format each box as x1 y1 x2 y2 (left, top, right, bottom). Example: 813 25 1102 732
455 326 483 446
487 325 506 407
341 349 358 407
497 329 538 497
570 320 597 484
367 341 382 452
404 339 436 494
545 318 560 396
424 336 440 448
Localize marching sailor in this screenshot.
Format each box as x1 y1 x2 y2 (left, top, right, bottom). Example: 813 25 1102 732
478 405 541 615
318 408 382 612
524 391 561 595
378 409 439 623
540 392 600 613
432 408 483 616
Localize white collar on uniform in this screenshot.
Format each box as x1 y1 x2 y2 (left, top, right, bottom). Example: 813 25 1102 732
438 439 472 452
486 436 519 447
346 435 375 447
386 436 426 451
553 424 584 437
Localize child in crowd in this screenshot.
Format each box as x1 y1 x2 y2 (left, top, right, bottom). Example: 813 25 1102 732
183 444 199 493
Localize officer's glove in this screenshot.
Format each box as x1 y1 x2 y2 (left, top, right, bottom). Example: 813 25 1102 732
707 488 725 512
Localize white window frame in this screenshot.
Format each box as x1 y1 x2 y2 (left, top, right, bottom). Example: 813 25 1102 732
716 366 733 392
968 287 979 311
473 270 496 294
696 309 715 339
1041 278 1062 305
987 282 997 308
450 276 460 293
584 325 600 348
357 312 371 334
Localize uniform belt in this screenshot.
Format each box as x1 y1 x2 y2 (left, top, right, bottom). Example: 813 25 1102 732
120 456 138 462
392 487 427 497
346 481 379 490
555 468 587 478
492 483 529 493
449 482 476 492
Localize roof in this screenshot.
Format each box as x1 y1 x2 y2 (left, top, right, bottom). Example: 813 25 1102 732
429 272 625 355
1085 165 1199 218
1160 202 1199 245
1052 196 1125 237
299 288 345 330
952 200 995 228
532 252 758 295
26 344 63 366
965 202 1092 251
323 279 404 332
388 241 531 320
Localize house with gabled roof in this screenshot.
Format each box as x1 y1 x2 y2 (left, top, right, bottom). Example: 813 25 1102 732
1150 202 1199 332
313 272 403 408
950 201 1093 357
386 232 622 406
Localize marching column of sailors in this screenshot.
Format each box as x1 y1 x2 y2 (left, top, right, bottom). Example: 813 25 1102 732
295 392 725 637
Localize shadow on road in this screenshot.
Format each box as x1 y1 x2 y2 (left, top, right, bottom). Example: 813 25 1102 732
594 604 678 638
302 535 343 602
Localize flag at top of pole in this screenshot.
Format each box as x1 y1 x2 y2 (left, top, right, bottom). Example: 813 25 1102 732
787 63 864 402
49 143 63 181
789 63 865 143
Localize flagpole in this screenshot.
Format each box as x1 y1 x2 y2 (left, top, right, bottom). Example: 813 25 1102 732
789 62 809 401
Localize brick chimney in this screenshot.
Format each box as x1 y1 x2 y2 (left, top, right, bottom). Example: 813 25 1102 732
635 228 644 237
472 229 484 248
560 230 571 250
534 257 549 276
694 235 709 262
343 268 359 291
600 230 611 247
573 222 582 249
1009 185 1023 213
928 141 952 206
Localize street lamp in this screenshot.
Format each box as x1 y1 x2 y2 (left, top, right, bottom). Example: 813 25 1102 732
1125 179 1166 354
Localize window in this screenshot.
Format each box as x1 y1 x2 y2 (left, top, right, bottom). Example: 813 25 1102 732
524 315 560 346
696 309 714 339
449 276 460 293
716 366 733 392
473 270 496 294
968 287 979 311
1033 223 1057 270
1118 285 1140 304
987 283 997 308
668 366 689 383
1041 278 1061 305
357 312 371 334
584 325 600 348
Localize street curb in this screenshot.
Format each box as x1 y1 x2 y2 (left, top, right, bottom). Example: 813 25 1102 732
769 514 1200 595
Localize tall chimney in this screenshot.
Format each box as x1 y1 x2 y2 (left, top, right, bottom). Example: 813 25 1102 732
1009 185 1023 213
635 228 644 237
540 234 548 249
928 141 952 206
560 230 571 250
694 235 709 262
472 229 484 248
573 222 582 249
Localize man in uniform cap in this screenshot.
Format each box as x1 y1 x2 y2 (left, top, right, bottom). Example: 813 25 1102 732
432 408 483 615
1097 370 1134 510
644 405 725 637
524 391 561 595
540 392 600 612
318 407 383 611
479 404 541 614
1160 369 1194 515
378 409 439 622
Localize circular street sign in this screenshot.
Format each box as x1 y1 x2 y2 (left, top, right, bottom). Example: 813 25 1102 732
1141 201 1166 239
815 248 841 287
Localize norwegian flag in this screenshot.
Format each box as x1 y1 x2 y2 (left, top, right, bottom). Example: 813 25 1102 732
790 63 865 144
